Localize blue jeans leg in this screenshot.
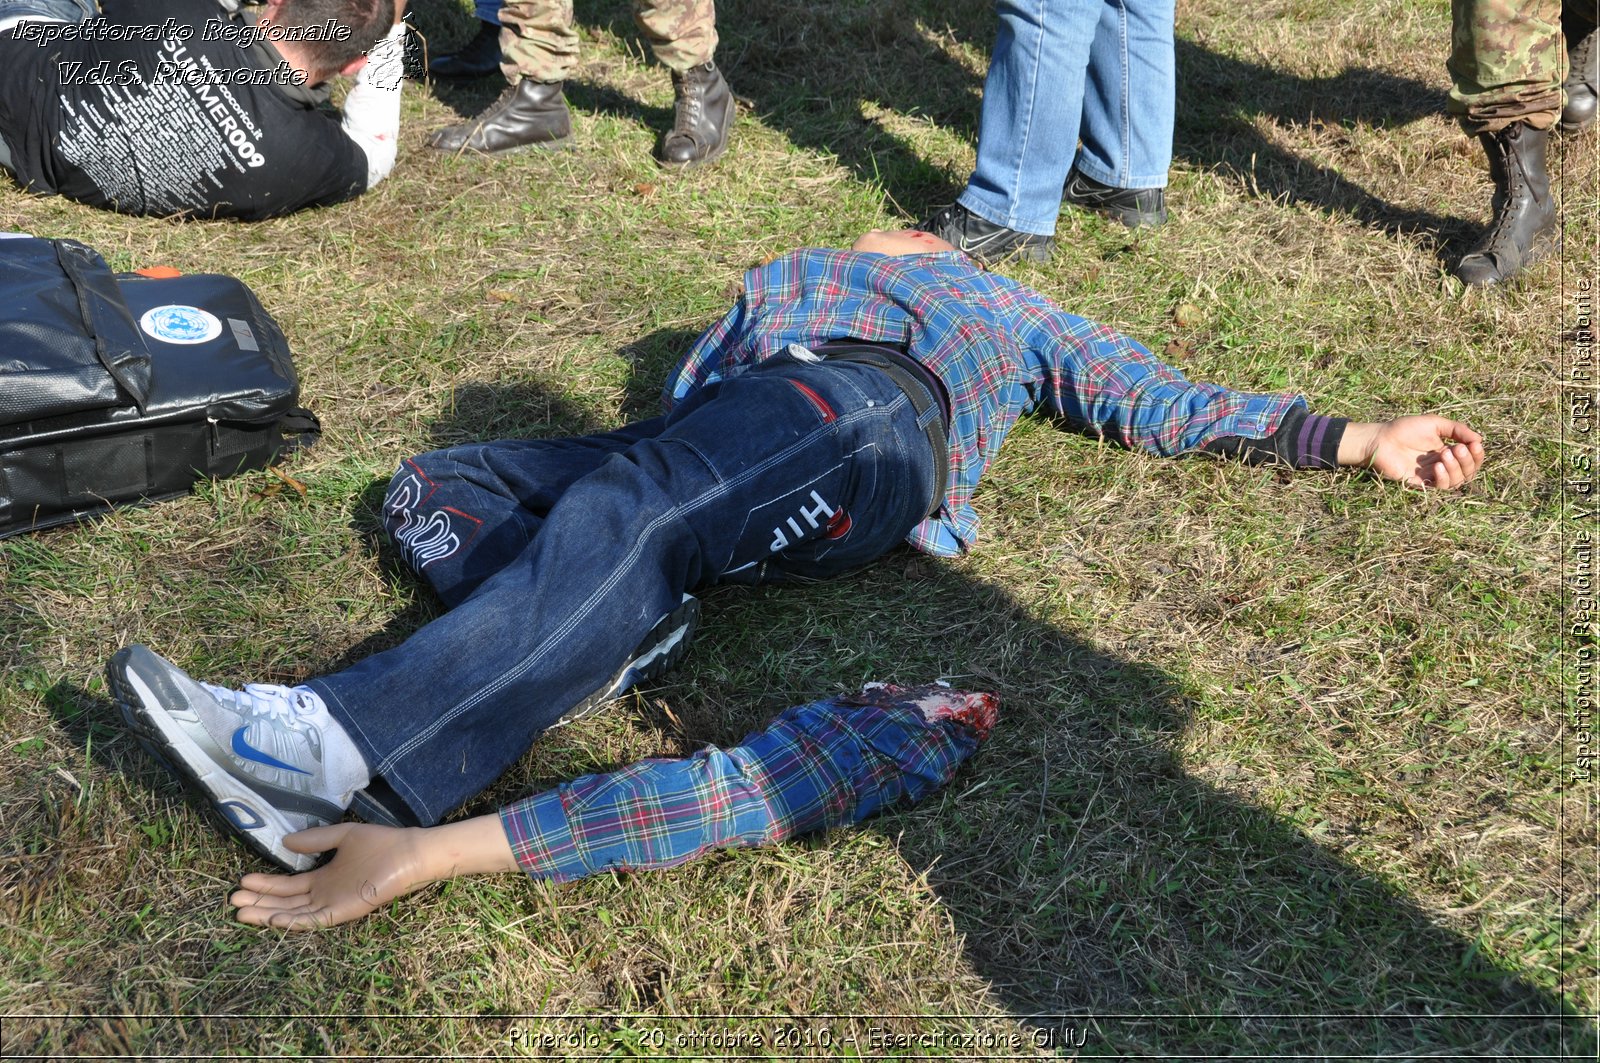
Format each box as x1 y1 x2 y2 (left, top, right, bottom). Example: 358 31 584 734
960 0 1097 236
1075 0 1175 190
959 0 1175 234
307 359 936 825
380 418 667 608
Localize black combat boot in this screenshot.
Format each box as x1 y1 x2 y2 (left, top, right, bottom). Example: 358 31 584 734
427 80 573 154
1453 122 1556 287
659 62 734 169
1562 25 1597 134
427 19 502 79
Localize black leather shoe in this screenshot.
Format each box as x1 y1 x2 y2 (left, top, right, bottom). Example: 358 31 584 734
427 80 573 154
1062 169 1168 228
1562 26 1598 134
428 19 502 79
659 61 735 169
918 202 1054 263
1454 122 1556 286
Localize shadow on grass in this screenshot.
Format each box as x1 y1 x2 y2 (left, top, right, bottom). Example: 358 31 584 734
422 73 508 122
406 0 685 143
811 569 1589 1055
592 539 1584 1054
718 3 1471 261
1173 40 1474 259
613 328 704 420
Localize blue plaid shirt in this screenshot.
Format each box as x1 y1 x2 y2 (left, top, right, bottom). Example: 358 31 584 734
499 686 995 882
664 249 1305 555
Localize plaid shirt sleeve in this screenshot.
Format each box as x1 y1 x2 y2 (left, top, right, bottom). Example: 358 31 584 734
498 685 997 882
1007 295 1306 455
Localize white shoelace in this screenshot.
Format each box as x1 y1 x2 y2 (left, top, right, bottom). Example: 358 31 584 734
204 682 304 725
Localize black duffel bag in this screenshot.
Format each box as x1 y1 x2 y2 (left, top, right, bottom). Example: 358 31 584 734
0 236 319 537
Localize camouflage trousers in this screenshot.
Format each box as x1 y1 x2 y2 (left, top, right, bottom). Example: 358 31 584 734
498 0 717 83
1448 0 1597 133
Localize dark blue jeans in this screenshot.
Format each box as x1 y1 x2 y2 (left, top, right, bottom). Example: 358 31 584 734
308 356 940 825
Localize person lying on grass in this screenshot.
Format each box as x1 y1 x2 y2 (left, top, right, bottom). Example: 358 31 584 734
108 227 1485 929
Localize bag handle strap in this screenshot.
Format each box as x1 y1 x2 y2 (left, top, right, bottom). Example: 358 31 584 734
54 239 152 413
279 408 321 448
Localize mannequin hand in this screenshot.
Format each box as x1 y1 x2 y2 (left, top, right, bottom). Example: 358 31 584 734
230 823 432 930
230 815 518 930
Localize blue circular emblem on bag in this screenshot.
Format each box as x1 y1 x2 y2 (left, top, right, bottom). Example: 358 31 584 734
139 304 222 345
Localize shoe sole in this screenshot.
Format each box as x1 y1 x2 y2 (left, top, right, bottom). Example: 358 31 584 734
1062 198 1167 229
1097 208 1167 229
553 596 701 727
965 239 1053 264
1062 178 1168 229
107 649 321 872
428 134 574 157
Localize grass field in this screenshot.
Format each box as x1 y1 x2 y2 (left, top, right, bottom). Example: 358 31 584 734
1 0 1596 1056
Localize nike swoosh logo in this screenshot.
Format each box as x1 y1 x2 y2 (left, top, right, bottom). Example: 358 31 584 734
231 727 310 775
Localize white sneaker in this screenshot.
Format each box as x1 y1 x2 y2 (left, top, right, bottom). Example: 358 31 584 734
108 646 351 871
